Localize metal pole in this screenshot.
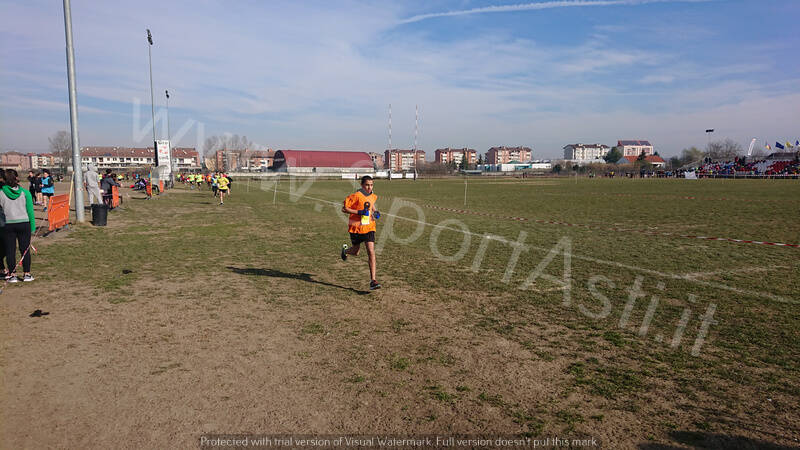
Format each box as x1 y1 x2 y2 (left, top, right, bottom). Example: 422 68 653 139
273 175 278 205
414 104 418 180
147 30 157 167
166 90 173 186
166 91 171 144
63 0 85 222
388 103 392 153
464 176 467 206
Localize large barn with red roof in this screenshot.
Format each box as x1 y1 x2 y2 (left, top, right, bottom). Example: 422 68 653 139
272 150 375 174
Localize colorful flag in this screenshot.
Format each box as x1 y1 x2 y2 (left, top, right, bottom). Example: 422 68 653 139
787 141 794 148
765 142 771 150
796 140 799 147
775 142 785 150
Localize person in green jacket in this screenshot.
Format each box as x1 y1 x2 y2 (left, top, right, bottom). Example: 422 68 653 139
0 169 36 282
0 169 8 279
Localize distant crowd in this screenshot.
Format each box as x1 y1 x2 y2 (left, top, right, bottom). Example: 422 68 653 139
696 157 800 177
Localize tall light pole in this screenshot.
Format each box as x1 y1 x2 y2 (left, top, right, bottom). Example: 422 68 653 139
146 29 157 168
166 89 173 185
63 0 85 222
705 128 714 145
165 90 171 143
705 129 714 162
414 104 419 180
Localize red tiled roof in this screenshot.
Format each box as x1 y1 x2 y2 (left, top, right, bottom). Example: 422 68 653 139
565 143 609 149
619 155 665 164
81 146 198 157
386 149 425 154
488 146 532 152
618 140 652 146
274 150 373 168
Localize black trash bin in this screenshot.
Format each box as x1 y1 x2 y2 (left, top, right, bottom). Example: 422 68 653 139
91 204 108 226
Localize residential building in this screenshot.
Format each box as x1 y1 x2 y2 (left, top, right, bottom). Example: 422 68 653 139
616 155 666 168
0 151 31 171
28 153 58 169
563 143 610 162
80 146 200 171
485 146 532 164
434 148 477 166
618 140 654 157
367 152 384 169
245 150 275 171
214 149 274 172
384 149 426 172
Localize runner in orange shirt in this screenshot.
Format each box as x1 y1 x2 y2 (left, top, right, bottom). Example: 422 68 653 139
340 175 381 290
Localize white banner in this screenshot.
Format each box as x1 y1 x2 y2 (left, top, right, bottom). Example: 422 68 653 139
156 140 171 171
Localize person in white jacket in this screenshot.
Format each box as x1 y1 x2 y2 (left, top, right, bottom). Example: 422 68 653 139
83 164 102 205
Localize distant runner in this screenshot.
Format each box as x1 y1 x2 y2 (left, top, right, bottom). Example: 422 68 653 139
217 173 229 205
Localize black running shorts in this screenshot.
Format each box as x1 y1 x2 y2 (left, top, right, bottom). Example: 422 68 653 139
350 231 375 245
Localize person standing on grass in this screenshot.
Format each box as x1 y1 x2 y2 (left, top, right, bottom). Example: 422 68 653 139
100 170 120 208
83 164 101 205
216 172 229 205
340 175 381 290
0 169 35 282
27 171 41 206
0 170 8 279
40 169 54 212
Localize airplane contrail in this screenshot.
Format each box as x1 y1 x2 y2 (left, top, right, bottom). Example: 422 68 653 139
399 0 711 24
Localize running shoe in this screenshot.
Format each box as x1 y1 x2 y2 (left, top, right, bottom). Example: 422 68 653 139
369 280 381 290
6 275 19 283
341 244 348 261
23 274 34 282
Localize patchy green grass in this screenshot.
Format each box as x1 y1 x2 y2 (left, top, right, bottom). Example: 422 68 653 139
27 177 800 446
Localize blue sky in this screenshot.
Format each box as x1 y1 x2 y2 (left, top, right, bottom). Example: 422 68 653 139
1 0 798 158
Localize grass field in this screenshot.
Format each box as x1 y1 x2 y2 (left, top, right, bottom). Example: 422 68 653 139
1 176 798 448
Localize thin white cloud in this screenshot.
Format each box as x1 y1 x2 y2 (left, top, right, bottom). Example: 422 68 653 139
400 0 710 24
640 74 676 84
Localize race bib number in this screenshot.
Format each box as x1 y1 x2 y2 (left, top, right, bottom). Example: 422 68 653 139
361 214 370 225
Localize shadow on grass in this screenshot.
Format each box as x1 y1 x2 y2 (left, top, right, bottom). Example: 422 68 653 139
227 266 370 295
639 430 797 449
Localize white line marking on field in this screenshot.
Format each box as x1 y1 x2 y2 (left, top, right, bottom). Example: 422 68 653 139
681 265 789 280
273 189 795 304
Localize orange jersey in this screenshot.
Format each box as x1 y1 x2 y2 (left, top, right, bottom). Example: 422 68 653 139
345 189 378 234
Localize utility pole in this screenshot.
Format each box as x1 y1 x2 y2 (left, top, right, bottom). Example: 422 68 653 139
166 89 173 185
147 29 158 182
414 104 419 180
63 0 85 221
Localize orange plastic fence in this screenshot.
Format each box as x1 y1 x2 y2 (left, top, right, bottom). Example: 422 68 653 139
158 180 164 194
111 186 120 208
48 194 70 231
